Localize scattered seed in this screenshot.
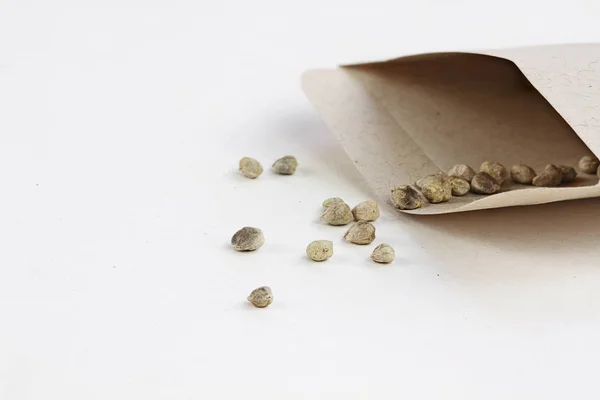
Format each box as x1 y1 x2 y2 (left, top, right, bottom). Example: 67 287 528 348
231 227 264 251
532 164 562 187
480 161 509 185
420 175 452 203
445 176 470 196
352 200 380 221
371 243 395 264
320 201 354 225
448 164 476 182
390 185 424 210
247 286 273 308
306 240 333 261
559 165 577 183
579 156 599 174
510 164 536 184
471 172 500 194
272 155 298 175
238 157 263 179
344 221 376 245
322 197 344 208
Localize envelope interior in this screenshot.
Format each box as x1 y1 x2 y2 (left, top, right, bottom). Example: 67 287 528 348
302 52 599 214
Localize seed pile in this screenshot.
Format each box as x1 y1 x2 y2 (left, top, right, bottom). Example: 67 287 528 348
389 155 597 211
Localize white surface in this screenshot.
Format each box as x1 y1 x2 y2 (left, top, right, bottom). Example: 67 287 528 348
2 1 600 399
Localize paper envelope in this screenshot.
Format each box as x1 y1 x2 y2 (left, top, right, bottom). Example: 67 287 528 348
302 44 600 214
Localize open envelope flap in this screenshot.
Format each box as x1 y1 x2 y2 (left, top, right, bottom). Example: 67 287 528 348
302 44 600 214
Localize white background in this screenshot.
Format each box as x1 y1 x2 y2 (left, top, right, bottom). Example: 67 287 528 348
2 1 600 399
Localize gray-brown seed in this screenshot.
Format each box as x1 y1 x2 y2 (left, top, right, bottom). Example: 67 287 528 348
343 221 376 245
559 165 577 183
272 155 298 175
322 197 344 209
247 286 273 308
470 172 500 194
320 201 354 225
480 161 509 185
579 156 599 174
390 185 424 210
306 240 333 262
445 176 470 196
231 226 264 251
371 243 395 264
238 157 263 179
532 164 562 187
352 200 380 221
510 164 536 184
448 164 476 182
420 175 452 204
597 165 600 178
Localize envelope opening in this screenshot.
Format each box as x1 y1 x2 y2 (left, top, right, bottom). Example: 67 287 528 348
302 48 600 214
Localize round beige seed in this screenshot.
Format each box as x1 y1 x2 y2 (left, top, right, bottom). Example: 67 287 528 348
532 164 562 187
559 165 577 183
247 286 273 308
352 200 380 221
306 240 333 262
579 156 599 174
510 164 536 184
420 175 452 204
445 176 470 196
371 243 395 264
471 172 500 194
239 157 263 179
320 201 354 226
231 226 264 251
448 164 476 182
390 185 424 210
343 221 376 245
480 161 509 185
272 155 298 175
415 172 446 189
322 197 344 209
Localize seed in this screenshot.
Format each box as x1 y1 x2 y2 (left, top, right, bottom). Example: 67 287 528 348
231 227 264 251
322 197 344 208
470 172 500 194
415 172 446 189
352 200 380 221
343 221 376 245
306 240 333 261
445 176 470 196
448 164 476 182
420 175 452 204
238 157 263 179
579 156 599 174
510 164 536 184
532 164 562 187
390 185 423 210
371 243 395 264
480 161 509 185
272 155 298 175
320 201 354 225
559 165 577 183
597 165 600 177
247 286 273 308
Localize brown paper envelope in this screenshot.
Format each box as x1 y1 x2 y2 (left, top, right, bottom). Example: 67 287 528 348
302 44 600 214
